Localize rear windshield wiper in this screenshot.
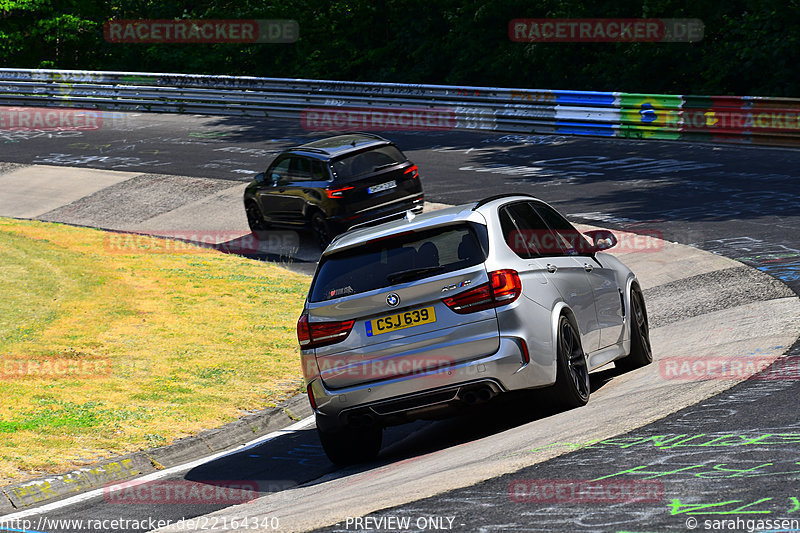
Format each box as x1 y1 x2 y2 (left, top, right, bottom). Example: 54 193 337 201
387 266 445 284
373 162 397 171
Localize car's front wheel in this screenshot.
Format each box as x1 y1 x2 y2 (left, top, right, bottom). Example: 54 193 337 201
553 315 590 408
616 288 652 370
317 417 382 465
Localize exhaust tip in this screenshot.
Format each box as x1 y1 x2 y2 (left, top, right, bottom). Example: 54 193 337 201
461 386 496 406
462 391 478 405
477 387 493 402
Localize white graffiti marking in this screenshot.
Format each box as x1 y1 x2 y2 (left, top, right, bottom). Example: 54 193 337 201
32 153 171 168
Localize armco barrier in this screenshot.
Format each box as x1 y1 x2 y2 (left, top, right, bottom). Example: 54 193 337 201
0 68 798 146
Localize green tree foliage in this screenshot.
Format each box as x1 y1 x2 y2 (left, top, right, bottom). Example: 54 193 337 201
0 0 797 95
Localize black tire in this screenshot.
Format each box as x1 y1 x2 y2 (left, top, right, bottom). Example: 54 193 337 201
317 418 382 465
616 289 653 370
553 315 590 408
245 201 268 237
311 211 333 249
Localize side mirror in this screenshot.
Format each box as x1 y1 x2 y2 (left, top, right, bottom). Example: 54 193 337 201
584 229 617 252
254 172 265 184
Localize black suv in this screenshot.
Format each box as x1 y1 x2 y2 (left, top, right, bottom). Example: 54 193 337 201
244 133 424 248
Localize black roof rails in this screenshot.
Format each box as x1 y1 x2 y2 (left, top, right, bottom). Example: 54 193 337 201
289 146 329 154
293 133 391 154
472 193 538 210
348 132 390 142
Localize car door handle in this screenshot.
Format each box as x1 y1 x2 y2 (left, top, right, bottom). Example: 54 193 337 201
583 263 593 272
546 263 557 273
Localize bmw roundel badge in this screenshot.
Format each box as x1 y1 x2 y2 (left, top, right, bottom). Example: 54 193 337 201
386 293 400 307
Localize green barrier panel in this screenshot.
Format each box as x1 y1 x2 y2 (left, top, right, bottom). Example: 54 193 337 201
618 93 682 138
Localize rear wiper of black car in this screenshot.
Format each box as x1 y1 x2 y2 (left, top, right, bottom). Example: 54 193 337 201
387 266 445 284
373 162 397 171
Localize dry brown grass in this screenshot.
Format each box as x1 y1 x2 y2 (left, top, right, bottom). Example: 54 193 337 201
0 217 310 485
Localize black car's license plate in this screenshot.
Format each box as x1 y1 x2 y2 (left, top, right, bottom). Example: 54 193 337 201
367 180 397 194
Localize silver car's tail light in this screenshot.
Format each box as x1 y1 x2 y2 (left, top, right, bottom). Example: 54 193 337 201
297 314 355 349
442 269 522 314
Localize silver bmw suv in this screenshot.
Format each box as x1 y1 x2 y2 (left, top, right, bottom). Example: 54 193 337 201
297 194 651 464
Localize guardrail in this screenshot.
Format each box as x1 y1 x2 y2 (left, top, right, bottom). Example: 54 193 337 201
1 68 798 147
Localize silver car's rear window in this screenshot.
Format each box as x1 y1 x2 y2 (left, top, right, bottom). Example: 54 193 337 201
309 223 488 302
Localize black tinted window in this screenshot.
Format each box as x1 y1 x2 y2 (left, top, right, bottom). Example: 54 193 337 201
288 157 312 181
310 160 328 180
309 223 487 302
532 203 593 255
499 207 530 257
500 202 562 258
268 157 291 182
331 145 406 180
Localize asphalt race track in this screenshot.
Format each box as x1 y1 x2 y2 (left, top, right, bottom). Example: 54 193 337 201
1 112 799 533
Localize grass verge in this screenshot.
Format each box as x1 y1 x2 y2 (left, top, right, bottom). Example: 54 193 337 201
0 217 310 485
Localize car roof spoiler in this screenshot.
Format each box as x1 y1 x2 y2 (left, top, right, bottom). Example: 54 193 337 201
346 210 413 232
472 193 538 210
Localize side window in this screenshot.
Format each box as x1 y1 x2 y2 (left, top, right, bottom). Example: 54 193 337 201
499 206 535 258
288 157 313 181
500 202 572 258
310 160 329 180
532 203 593 255
268 157 291 184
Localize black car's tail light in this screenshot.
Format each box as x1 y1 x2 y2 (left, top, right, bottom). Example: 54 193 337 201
325 186 354 199
403 165 419 179
297 314 355 349
442 269 522 314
